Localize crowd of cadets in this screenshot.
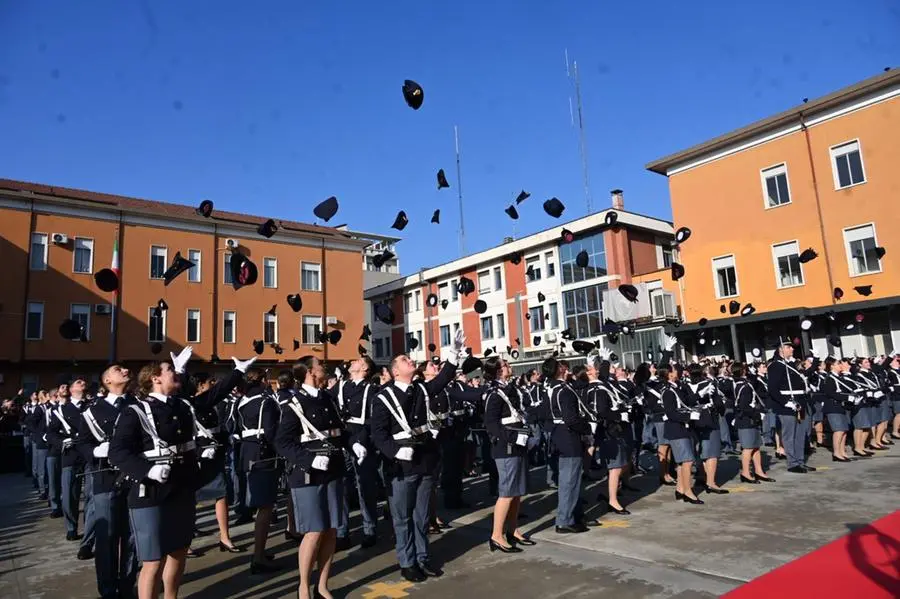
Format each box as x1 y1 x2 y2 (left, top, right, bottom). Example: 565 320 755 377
10 332 900 598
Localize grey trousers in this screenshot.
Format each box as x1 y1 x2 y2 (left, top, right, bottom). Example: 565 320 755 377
778 415 806 469
352 452 380 536
556 457 583 527
33 446 48 494
47 456 62 511
389 474 434 568
93 490 137 599
81 475 97 551
62 464 84 535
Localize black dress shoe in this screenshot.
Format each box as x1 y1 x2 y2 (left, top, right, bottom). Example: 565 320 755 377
682 495 704 505
437 520 453 529
219 541 245 553
401 566 427 583
787 466 807 473
250 559 281 574
508 534 536 546
871 446 889 451
607 504 631 515
832 456 851 462
675 491 685 500
77 546 94 560
186 548 200 558
803 465 817 472
335 536 352 551
852 451 872 458
490 539 523 553
584 518 602 527
555 523 589 533
739 475 760 484
50 509 63 518
775 453 787 460
756 475 775 482
361 534 377 549
38 493 48 501
66 532 82 541
704 486 729 495
419 561 443 577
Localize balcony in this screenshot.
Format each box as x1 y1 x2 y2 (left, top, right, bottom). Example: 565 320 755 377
650 289 678 320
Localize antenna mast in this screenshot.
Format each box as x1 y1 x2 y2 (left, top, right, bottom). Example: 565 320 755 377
454 125 467 256
566 49 593 214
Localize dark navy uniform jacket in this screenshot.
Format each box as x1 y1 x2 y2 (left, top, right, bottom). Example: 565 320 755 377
182 369 243 450
734 379 764 428
547 379 591 458
684 379 722 431
640 377 666 424
483 380 528 459
821 373 856 414
591 380 626 440
25 403 51 450
109 394 200 508
275 385 346 487
46 399 90 468
370 362 457 477
236 384 280 473
76 393 136 494
662 383 693 441
767 358 809 416
336 378 377 448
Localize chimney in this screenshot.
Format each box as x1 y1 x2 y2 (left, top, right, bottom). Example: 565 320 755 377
502 236 514 244
610 189 624 210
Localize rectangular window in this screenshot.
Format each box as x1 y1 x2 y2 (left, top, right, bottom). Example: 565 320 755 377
187 249 201 282
415 330 423 351
264 312 278 343
373 338 384 358
453 322 460 335
562 283 607 339
843 224 882 276
661 245 673 268
223 311 236 343
73 238 93 274
148 307 166 342
440 325 451 347
438 282 450 303
385 336 391 356
549 302 559 329
477 270 492 293
264 258 278 288
414 290 421 310
302 315 322 344
761 163 791 207
545 252 555 277
70 303 91 341
30 233 48 271
493 267 502 291
772 241 804 288
481 316 494 339
560 231 607 284
25 302 44 340
404 293 412 314
301 262 321 291
650 289 677 318
496 313 505 338
830 140 866 189
525 256 542 281
150 246 167 279
450 279 459 302
224 260 233 285
187 309 201 343
712 255 739 298
529 306 545 331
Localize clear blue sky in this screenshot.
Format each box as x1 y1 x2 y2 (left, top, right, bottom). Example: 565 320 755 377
2 1 898 273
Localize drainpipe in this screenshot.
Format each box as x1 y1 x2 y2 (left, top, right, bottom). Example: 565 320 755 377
801 112 836 307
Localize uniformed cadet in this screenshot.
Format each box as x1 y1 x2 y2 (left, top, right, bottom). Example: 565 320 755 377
275 356 347 599
25 391 51 503
222 388 253 526
440 378 480 509
733 362 774 484
820 357 855 462
591 360 633 514
767 339 815 474
236 368 282 573
853 357 889 451
76 362 138 599
370 329 465 583
45 389 64 517
686 364 728 494
660 364 704 505
885 353 900 440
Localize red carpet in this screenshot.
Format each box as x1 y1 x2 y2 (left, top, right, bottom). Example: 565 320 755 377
724 510 900 599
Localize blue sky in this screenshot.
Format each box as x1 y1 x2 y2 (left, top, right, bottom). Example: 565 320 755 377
1 1 898 273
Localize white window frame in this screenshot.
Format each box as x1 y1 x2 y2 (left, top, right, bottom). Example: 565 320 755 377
655 239 674 270
438 282 450 303
150 245 167 280
70 303 91 341
477 270 492 294
72 237 94 274
545 252 556 278
148 306 167 342
187 309 201 343
301 262 321 292
711 254 740 299
771 240 805 289
25 301 44 340
404 293 412 314
187 249 201 283
263 257 278 289
440 324 451 347
829 139 867 190
549 302 559 329
223 311 236 344
481 316 494 340
450 279 459 302
496 313 506 338
529 306 545 331
525 256 542 281
264 311 278 344
302 315 323 344
493 266 503 292
760 162 792 209
30 233 48 271
842 223 882 277
414 290 421 311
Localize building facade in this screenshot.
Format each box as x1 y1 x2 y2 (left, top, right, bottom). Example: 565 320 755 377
0 179 370 397
364 191 679 373
647 69 900 360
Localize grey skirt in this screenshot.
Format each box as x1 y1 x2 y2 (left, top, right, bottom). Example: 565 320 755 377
600 436 631 469
670 437 696 465
812 402 824 423
852 407 874 429
893 400 900 415
129 490 195 562
291 478 346 533
654 421 669 445
738 427 761 450
196 469 227 503
699 428 721 461
247 469 279 508
827 412 850 432
879 400 891 423
495 456 527 498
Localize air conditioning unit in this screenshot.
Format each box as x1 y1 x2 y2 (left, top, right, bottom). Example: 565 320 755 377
326 316 338 325
544 332 557 343
225 238 240 250
51 233 69 245
95 304 113 315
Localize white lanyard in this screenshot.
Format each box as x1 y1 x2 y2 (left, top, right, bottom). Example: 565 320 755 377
379 387 414 435
54 407 73 435
130 400 165 451
833 374 856 393
287 391 337 443
82 407 108 443
736 382 761 410
856 371 878 389
489 386 525 425
182 399 215 439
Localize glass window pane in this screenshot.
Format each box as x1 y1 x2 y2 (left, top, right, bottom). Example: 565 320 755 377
497 314 505 338
776 174 790 204
836 155 851 188
848 151 864 184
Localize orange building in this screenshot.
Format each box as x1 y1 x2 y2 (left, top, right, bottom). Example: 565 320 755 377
647 69 900 359
0 179 370 397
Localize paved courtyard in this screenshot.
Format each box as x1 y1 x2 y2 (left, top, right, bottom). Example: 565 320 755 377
2 448 898 598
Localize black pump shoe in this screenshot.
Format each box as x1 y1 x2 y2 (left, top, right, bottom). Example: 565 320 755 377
704 486 729 495
607 504 631 515
682 495 704 505
489 539 523 553
219 541 244 553
508 533 537 546
740 475 760 484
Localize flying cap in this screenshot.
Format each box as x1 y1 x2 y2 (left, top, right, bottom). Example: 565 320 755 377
437 169 450 189
196 199 214 218
560 228 574 243
407 335 419 351
604 211 618 227
798 248 818 263
229 252 258 288
526 265 535 280
607 332 619 344
375 303 395 325
729 300 740 315
59 318 84 341
441 299 449 309
800 318 812 331
532 335 541 346
252 340 264 355
575 250 589 268
293 339 300 351
474 299 487 314
427 342 436 352
150 342 163 355
618 284 639 303
510 348 520 360
313 196 339 222
273 344 284 355
751 347 762 358
94 268 119 293
827 334 842 348
525 312 531 320
537 292 546 302
358 343 367 356
319 330 341 345
402 80 424 110
257 219 278 238
267 304 277 316
457 277 475 296
462 356 482 375
360 325 371 341
675 227 692 243
833 287 844 300
740 304 756 317
698 318 708 326
508 251 523 265
426 293 438 307
287 294 302 312
504 205 519 220
163 252 195 286
372 250 395 269
874 246 886 259
543 197 565 218
572 339 595 354
854 285 873 297
515 190 530 204
671 262 685 281
431 209 440 224
719 305 726 314
391 211 409 231
621 323 633 335
484 348 493 357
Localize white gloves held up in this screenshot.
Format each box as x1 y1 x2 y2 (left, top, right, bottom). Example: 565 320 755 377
664 335 678 351
515 433 529 447
147 464 171 483
352 442 367 464
170 346 194 374
201 447 216 460
448 329 468 366
93 442 109 458
311 456 330 471
232 356 258 373
395 447 414 461
689 411 701 421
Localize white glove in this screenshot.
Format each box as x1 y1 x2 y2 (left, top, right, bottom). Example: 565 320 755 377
448 329 468 366
589 422 598 434
665 335 678 351
515 433 529 447
874 390 885 398
620 412 630 423
689 411 701 421
852 395 863 405
811 348 820 359
170 346 194 374
201 447 216 460
147 464 170 483
785 401 798 411
352 442 367 463
395 447 414 461
62 439 74 450
635 397 643 406
93 442 109 458
597 347 612 361
430 428 440 438
334 367 344 381
311 456 330 471
232 356 258 373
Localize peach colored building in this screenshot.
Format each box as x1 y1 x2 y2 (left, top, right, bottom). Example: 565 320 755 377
364 191 678 373
0 179 370 397
647 69 900 359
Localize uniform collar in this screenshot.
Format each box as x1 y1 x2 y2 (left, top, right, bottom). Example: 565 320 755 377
104 393 122 407
301 383 319 397
394 381 410 393
148 392 169 403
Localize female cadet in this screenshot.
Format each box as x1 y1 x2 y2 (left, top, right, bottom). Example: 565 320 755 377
733 362 775 483
684 364 728 494
275 356 346 599
589 361 631 515
849 358 878 456
821 357 854 462
483 357 534 553
885 354 900 440
660 364 703 505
